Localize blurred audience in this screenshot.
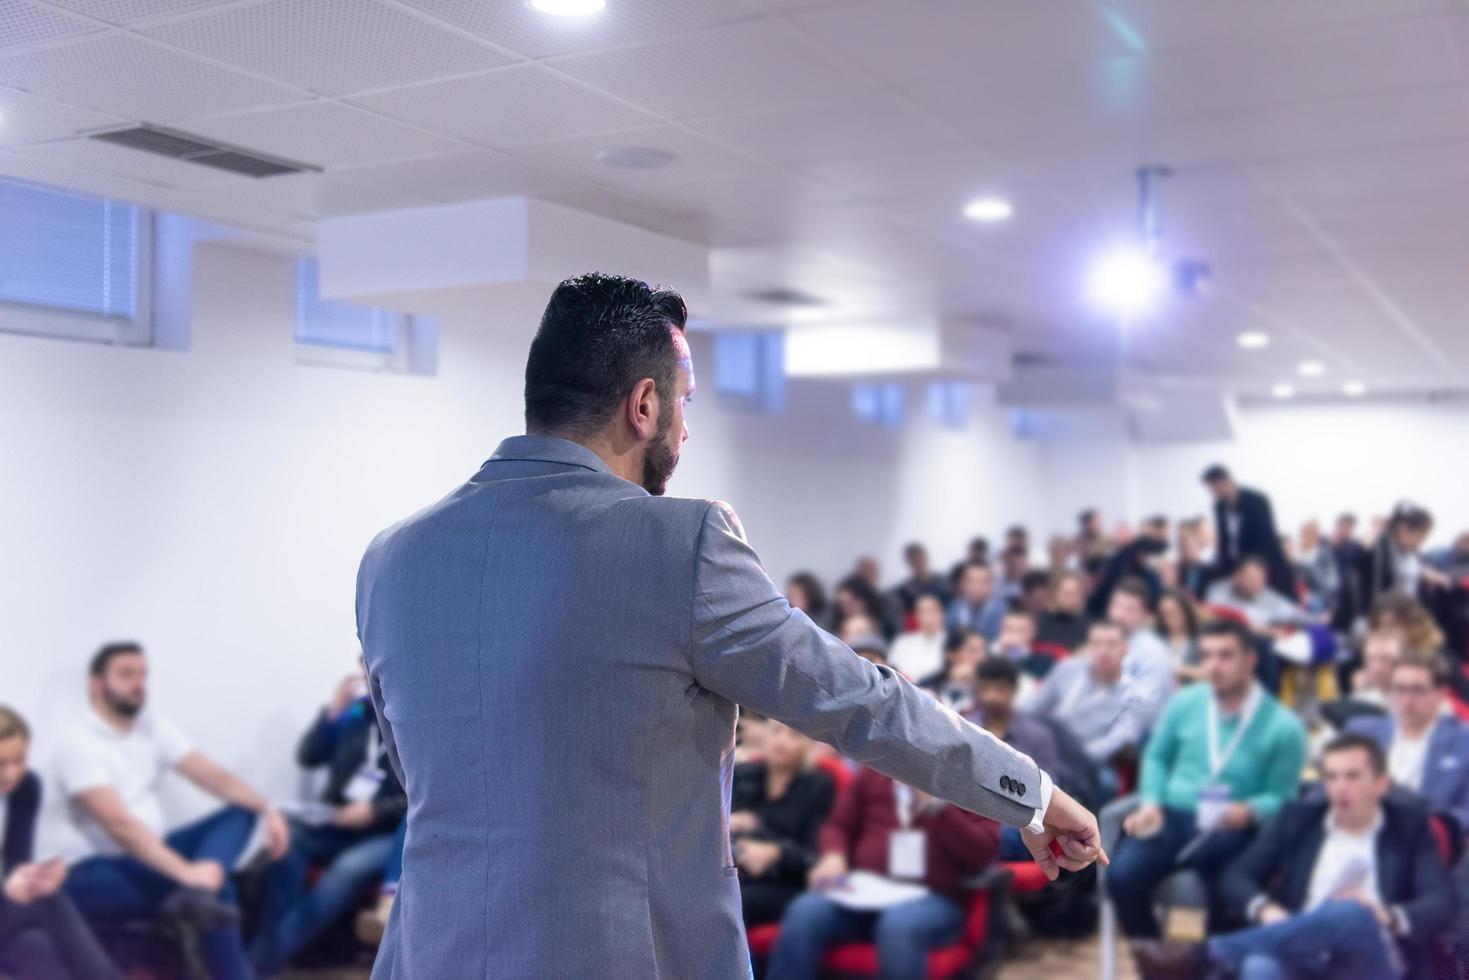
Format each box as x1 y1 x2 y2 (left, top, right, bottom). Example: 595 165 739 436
1021 620 1144 771
888 593 948 680
1155 588 1203 684
1108 621 1306 939
892 543 951 614
1035 570 1091 653
1135 733 1455 979
1202 464 1296 599
0 705 121 980
731 722 836 927
947 561 1004 641
785 572 833 632
55 642 288 980
918 631 984 712
249 668 406 974
1107 579 1175 726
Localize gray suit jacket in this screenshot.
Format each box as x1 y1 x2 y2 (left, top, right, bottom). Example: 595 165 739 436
356 435 1043 980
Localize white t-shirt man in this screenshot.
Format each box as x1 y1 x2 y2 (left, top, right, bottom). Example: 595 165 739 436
51 708 193 864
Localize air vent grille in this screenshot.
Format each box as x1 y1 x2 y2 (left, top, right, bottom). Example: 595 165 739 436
90 124 319 178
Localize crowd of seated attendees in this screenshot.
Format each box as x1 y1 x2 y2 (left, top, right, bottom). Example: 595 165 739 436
4 462 1469 978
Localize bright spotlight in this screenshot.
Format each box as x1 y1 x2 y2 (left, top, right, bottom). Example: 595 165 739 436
1087 246 1166 318
962 197 1013 223
531 0 605 14
1298 360 1325 377
1271 383 1295 399
1237 331 1269 350
1342 381 1366 397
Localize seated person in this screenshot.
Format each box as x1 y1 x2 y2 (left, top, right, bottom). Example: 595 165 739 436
354 816 407 948
1205 555 1301 631
917 630 984 712
1018 570 1052 616
765 766 999 980
0 705 121 980
249 667 408 973
1020 620 1147 768
1106 620 1306 939
730 721 835 927
947 561 1005 641
1109 578 1176 727
55 643 289 980
888 593 948 680
892 542 951 614
735 708 771 765
993 610 1055 681
1134 734 1456 980
965 658 1065 863
1347 629 1405 711
1347 652 1469 837
1035 570 1092 652
1155 588 1204 685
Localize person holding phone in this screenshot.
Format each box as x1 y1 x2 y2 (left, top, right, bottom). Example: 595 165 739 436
0 705 122 979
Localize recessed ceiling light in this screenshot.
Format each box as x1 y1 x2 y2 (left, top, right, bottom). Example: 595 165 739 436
962 196 1013 223
1271 383 1295 399
1342 381 1367 397
1236 331 1269 349
1087 245 1166 317
530 0 605 15
1298 360 1325 377
594 146 676 170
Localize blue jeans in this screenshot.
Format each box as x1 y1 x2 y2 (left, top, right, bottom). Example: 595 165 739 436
249 821 398 972
64 805 257 980
764 889 964 980
1104 806 1254 937
999 826 1031 862
381 818 406 892
1208 900 1398 979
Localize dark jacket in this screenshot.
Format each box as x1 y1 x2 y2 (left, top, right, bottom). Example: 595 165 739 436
1035 611 1091 653
818 767 999 903
1 771 39 875
1219 796 1456 969
297 700 406 834
730 762 834 887
1214 486 1296 599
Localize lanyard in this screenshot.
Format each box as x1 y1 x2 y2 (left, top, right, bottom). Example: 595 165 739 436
894 783 913 829
1207 683 1261 779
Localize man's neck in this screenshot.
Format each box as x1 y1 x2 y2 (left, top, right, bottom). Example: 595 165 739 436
1089 660 1121 686
529 427 641 487
1215 681 1253 714
1333 806 1380 836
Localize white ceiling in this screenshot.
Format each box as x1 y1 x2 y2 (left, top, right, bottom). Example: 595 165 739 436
2 0 1468 396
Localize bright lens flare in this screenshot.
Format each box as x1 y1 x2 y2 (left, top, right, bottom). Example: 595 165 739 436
1087 246 1166 318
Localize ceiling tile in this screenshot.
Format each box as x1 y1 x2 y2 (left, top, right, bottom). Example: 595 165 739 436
143 0 516 97
396 0 751 59
350 65 658 147
11 135 246 188
198 170 437 219
0 33 303 120
0 1 105 51
688 91 967 165
549 21 867 120
39 0 241 26
181 101 468 169
503 126 761 189
338 149 568 203
0 85 124 148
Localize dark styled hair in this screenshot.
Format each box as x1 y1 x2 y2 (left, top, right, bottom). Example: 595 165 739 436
1200 619 1256 655
1322 732 1387 775
1392 650 1452 688
977 656 1020 688
523 273 688 435
786 571 828 620
1155 588 1200 641
1201 463 1231 483
1113 576 1153 610
90 641 144 677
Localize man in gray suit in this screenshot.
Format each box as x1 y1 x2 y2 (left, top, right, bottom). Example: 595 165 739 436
356 273 1104 979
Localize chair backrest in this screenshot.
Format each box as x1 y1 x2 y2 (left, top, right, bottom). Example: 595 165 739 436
958 887 993 949
1429 814 1463 868
813 753 852 798
1031 642 1071 662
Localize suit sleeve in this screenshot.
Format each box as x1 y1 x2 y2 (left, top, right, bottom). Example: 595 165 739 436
1218 806 1293 920
1395 815 1457 941
686 501 1044 829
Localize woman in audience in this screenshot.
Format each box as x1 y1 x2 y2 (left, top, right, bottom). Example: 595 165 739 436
834 574 896 640
0 706 122 980
1035 570 1091 652
1154 588 1204 683
918 630 985 711
1369 592 1446 657
785 571 833 632
730 722 835 928
1293 519 1338 611
887 593 947 679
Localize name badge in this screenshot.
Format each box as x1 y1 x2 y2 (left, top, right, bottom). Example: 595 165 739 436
344 767 384 803
889 829 926 880
1195 783 1231 832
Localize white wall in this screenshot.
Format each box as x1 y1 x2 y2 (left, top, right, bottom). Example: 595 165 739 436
0 241 1048 820
1132 398 1469 543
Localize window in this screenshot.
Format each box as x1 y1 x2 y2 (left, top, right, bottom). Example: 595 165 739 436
713 330 785 414
0 176 151 345
925 381 971 429
852 382 905 429
294 259 435 375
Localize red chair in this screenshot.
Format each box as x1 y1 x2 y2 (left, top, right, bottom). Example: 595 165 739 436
1206 604 1252 626
1030 642 1071 663
1004 861 1051 895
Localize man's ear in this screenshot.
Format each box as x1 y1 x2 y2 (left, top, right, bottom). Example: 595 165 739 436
625 377 659 441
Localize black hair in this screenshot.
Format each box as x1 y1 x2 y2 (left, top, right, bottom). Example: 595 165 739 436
977 657 1020 687
945 629 979 654
1200 619 1257 655
1388 501 1433 533
1201 463 1231 483
90 641 144 677
1155 588 1200 640
786 571 828 620
1020 570 1050 594
835 574 888 622
904 542 927 559
523 272 688 435
1113 576 1153 610
1322 732 1388 775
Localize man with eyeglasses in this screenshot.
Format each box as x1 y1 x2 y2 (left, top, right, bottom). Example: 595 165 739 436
1347 652 1469 834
